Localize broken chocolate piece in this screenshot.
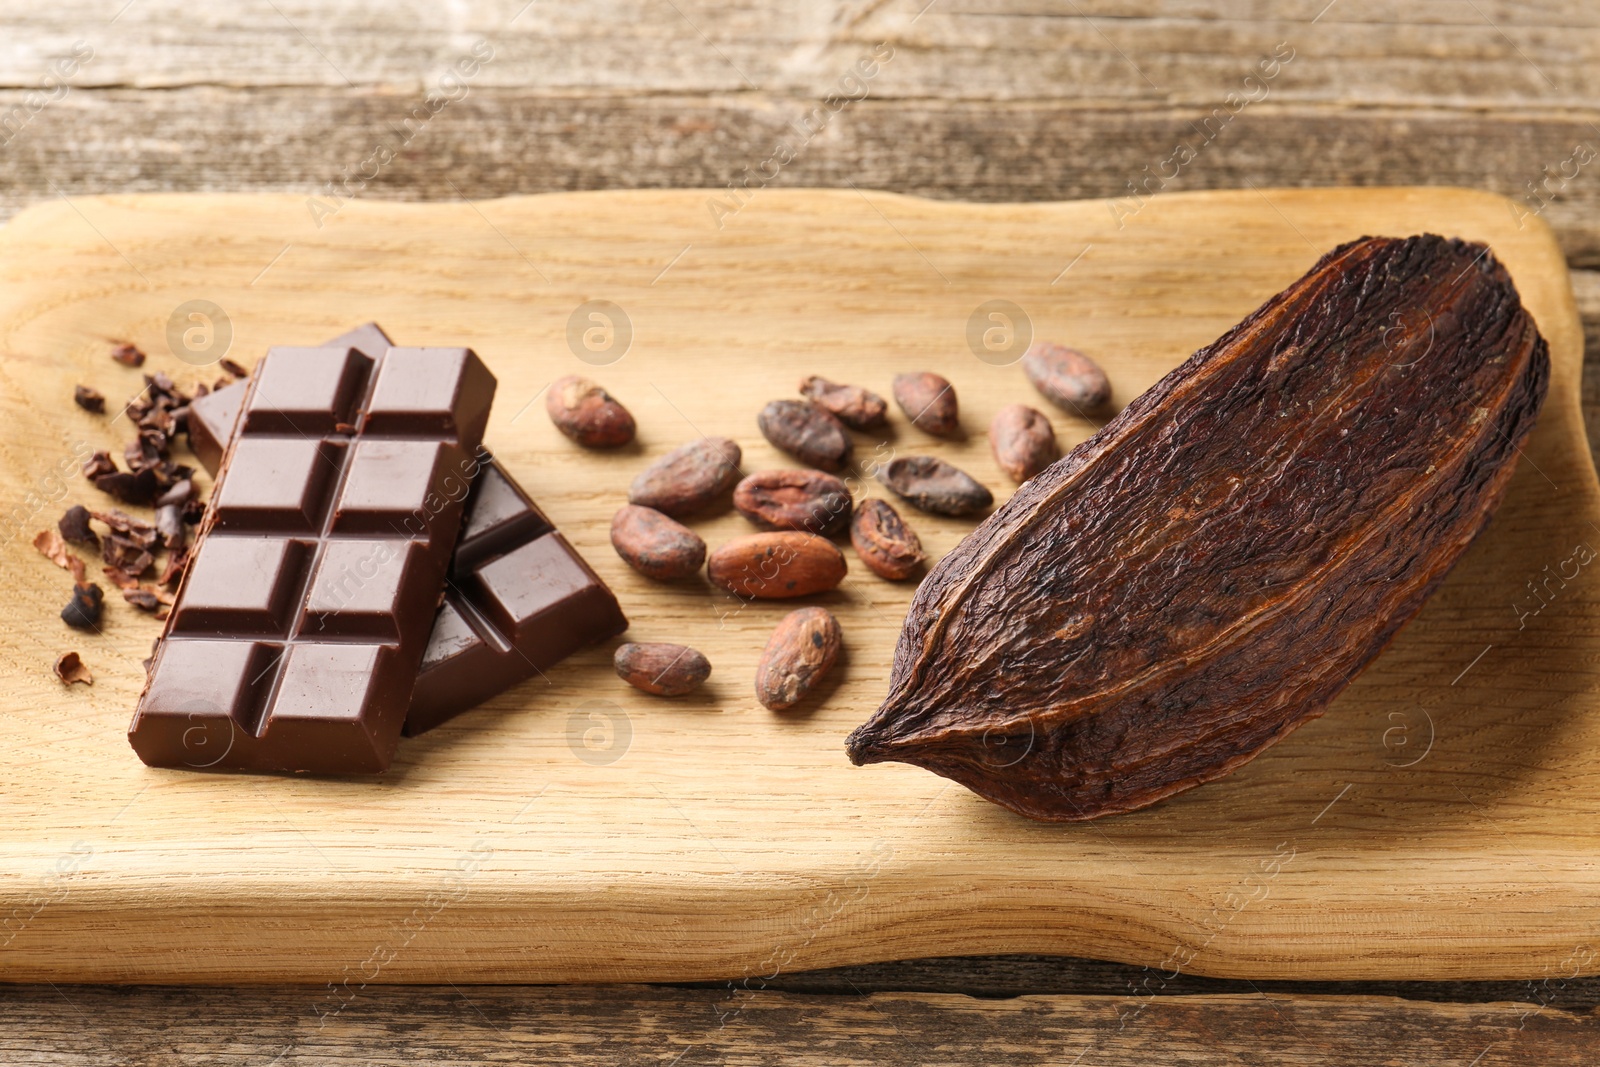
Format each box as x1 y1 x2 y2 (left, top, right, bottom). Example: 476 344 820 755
130 340 496 774
846 235 1551 821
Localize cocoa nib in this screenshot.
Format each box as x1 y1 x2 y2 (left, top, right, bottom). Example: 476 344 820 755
892 372 959 436
614 642 712 697
219 358 249 378
846 235 1551 822
989 404 1058 483
110 342 146 367
756 607 842 711
74 385 106 414
61 583 104 630
757 400 852 472
1021 342 1112 414
799 376 888 431
850 499 925 581
546 374 636 448
629 438 743 518
877 456 992 517
54 651 93 686
733 469 852 537
610 504 707 581
58 506 98 548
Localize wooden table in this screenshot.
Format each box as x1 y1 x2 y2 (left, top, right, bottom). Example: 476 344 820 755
4 1 1599 1061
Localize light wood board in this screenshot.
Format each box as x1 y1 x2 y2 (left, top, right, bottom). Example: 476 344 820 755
0 187 1592 983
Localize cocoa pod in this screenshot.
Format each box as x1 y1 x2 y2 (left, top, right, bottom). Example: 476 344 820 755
892 372 959 436
628 437 742 518
799 376 888 430
850 498 925 580
1022 343 1112 414
734 469 852 536
546 375 636 447
610 504 707 580
757 400 852 472
614 642 711 697
755 607 842 711
878 456 992 517
707 532 847 599
989 404 1058 482
846 235 1550 822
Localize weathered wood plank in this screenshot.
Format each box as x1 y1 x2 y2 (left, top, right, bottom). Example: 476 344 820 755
0 984 1590 1065
4 93 1600 266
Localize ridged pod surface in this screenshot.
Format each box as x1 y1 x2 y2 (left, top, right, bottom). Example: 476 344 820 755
845 235 1550 821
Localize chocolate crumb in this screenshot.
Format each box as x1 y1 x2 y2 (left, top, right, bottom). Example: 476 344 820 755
61 583 104 630
220 358 248 378
110 343 146 367
53 651 93 686
74 386 106 414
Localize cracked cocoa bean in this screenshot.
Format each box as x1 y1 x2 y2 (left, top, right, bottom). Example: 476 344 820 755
546 374 636 447
757 400 852 472
878 456 992 517
1022 342 1112 414
755 607 842 711
611 504 707 580
707 532 847 599
989 404 1058 482
850 498 925 580
892 372 959 436
734 469 852 536
628 437 743 518
614 642 712 697
799 376 888 430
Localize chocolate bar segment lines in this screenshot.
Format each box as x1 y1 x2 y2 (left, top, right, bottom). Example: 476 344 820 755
131 342 496 773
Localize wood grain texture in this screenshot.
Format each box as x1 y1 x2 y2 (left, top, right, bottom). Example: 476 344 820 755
0 186 1590 983
0 983 1596 1065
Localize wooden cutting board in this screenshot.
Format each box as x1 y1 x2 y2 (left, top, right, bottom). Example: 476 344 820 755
0 187 1592 984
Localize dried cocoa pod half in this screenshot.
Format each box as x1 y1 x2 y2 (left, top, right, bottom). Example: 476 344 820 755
611 504 707 580
799 376 888 431
846 235 1550 822
1021 342 1112 414
878 456 992 517
757 400 853 472
756 607 842 711
629 437 743 518
989 404 1058 483
707 532 847 599
614 642 712 697
892 372 959 436
850 498 925 580
546 374 636 447
734 469 852 536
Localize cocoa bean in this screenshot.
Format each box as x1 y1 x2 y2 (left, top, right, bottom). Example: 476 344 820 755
614 642 712 697
707 532 847 599
755 607 842 711
1021 342 1112 414
546 374 636 447
850 498 925 580
878 456 992 517
892 372 959 436
989 404 1058 482
799 376 888 430
734 469 852 536
628 437 743 518
757 400 852 472
610 504 707 580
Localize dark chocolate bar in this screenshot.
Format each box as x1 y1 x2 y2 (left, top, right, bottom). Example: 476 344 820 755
184 325 628 736
130 341 496 773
